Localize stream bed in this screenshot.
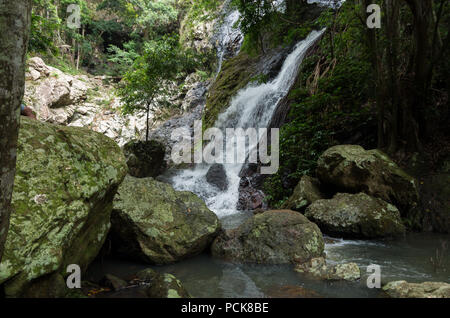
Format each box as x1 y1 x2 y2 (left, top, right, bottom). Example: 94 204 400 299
86 212 449 298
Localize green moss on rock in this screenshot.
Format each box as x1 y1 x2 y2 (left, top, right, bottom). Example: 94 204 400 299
203 52 259 130
305 192 406 239
0 118 127 297
211 210 324 264
316 145 420 227
110 175 221 264
281 175 325 212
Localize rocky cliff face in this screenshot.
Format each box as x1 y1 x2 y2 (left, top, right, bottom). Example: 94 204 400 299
23 57 208 148
23 57 149 146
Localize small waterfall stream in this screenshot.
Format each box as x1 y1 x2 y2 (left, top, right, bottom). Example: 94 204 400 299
214 6 243 74
170 29 325 217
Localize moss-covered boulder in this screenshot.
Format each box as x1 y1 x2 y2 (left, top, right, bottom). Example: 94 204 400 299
122 140 166 178
316 145 419 217
110 175 220 264
383 281 450 298
281 176 325 212
0 118 127 297
211 210 324 264
305 193 406 239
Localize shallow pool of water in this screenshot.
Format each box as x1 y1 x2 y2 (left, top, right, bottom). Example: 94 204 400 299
86 222 449 298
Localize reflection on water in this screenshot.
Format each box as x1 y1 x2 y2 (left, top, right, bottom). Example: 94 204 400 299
325 233 450 284
86 231 449 298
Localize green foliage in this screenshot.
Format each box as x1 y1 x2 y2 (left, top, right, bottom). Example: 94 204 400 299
107 41 140 73
263 3 376 207
117 35 199 116
98 0 179 36
234 0 322 54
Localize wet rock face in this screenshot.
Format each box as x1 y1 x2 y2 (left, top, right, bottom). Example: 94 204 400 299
211 210 324 264
123 140 166 178
382 281 450 298
0 118 128 297
110 176 221 265
206 164 228 191
305 192 406 239
282 175 326 212
316 145 419 218
237 163 268 211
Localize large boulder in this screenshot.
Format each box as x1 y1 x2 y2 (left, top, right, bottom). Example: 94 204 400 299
122 140 166 178
25 57 89 122
110 176 221 264
211 210 324 264
316 145 419 216
282 176 325 212
305 193 405 238
206 163 228 191
383 281 450 298
0 118 127 297
24 57 150 147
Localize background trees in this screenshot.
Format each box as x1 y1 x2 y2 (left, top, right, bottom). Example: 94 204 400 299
117 35 199 141
358 0 449 153
0 0 32 263
259 0 449 206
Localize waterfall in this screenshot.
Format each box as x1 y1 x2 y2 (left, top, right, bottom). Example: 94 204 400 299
171 29 326 217
214 4 243 74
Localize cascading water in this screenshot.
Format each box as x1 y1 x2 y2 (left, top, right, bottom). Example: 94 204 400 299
170 29 325 217
215 7 243 74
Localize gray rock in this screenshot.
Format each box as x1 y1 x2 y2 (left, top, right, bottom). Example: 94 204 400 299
383 281 450 298
282 175 325 212
0 118 127 297
206 163 228 190
123 140 166 178
110 176 221 264
211 210 324 264
316 145 419 217
100 274 128 291
295 257 361 281
305 192 406 238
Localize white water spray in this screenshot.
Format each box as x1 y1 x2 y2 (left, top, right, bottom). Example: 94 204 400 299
171 29 325 217
215 8 243 74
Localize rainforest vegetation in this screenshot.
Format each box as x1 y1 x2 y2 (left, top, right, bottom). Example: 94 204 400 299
0 0 449 299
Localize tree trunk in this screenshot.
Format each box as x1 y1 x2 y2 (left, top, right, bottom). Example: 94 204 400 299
146 102 150 142
0 0 32 263
385 0 401 153
404 0 432 151
361 0 385 149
